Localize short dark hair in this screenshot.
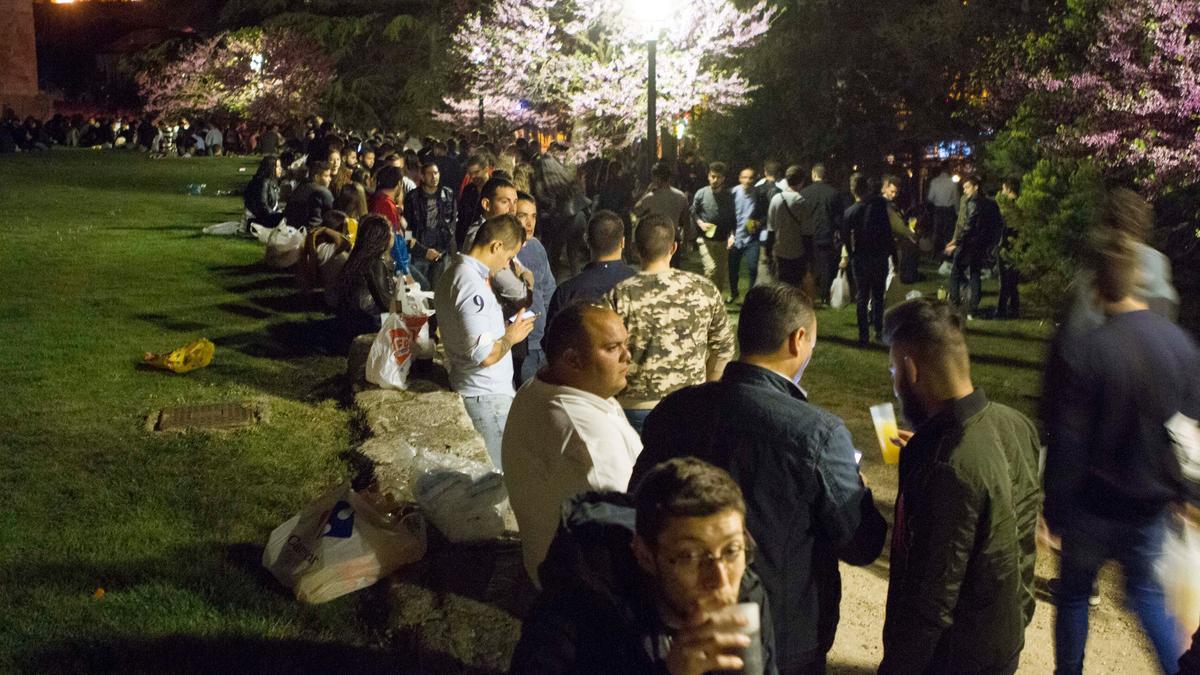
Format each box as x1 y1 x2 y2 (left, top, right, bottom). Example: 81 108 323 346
466 154 487 169
737 283 815 357
544 301 606 364
708 161 727 176
849 172 869 199
882 298 970 371
651 161 674 183
586 210 625 257
420 159 438 171
882 174 900 188
482 176 517 201
634 214 676 262
962 174 983 191
811 163 827 180
516 190 536 205
785 164 806 187
472 213 526 250
634 458 746 544
375 165 403 190
763 160 781 177
1002 176 1021 196
308 160 330 178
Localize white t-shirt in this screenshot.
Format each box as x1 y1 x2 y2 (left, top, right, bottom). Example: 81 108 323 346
927 173 960 209
502 376 643 586
433 253 514 397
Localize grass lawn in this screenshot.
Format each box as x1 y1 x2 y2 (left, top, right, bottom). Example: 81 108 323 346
0 150 395 672
0 150 1053 672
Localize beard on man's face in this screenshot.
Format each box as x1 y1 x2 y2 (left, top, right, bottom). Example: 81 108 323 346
896 378 928 428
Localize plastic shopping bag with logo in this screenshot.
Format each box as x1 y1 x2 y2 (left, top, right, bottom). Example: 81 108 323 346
262 481 426 604
366 309 430 390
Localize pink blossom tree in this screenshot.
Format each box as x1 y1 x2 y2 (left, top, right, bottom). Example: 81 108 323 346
438 0 777 160
137 28 334 125
995 0 1200 194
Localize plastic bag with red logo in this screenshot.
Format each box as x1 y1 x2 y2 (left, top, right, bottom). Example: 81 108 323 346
365 310 429 390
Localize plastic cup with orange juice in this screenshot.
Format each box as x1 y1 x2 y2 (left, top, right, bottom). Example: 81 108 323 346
870 402 902 464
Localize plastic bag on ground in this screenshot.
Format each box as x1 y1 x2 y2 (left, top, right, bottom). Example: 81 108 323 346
411 452 507 543
938 260 953 277
886 257 896 292
264 225 305 269
830 270 852 309
1158 513 1200 640
142 338 215 373
262 481 426 604
202 221 241 236
249 221 275 244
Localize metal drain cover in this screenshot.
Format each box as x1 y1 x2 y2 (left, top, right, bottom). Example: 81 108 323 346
152 402 259 432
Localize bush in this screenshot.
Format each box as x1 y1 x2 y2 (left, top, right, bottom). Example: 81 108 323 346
1005 158 1104 316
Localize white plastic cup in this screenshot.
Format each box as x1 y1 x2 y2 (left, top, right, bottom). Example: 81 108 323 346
731 602 764 675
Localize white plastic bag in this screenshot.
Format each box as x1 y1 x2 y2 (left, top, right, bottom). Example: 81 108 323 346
938 260 954 277
886 257 896 292
1158 514 1200 640
262 481 427 604
412 452 508 543
366 312 420 390
264 225 304 269
249 221 275 244
396 282 437 360
202 221 241 236
830 270 851 309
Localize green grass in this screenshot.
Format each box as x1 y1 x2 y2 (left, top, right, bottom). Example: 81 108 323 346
0 150 1053 671
0 151 392 672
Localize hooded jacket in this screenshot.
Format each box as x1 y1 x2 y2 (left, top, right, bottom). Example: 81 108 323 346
510 491 777 674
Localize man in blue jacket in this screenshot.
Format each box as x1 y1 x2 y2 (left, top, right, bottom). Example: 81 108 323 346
632 283 887 674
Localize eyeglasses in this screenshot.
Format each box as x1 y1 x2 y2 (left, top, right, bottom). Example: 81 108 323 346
661 540 753 573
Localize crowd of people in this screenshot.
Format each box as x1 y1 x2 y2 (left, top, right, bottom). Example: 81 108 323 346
6 105 1197 673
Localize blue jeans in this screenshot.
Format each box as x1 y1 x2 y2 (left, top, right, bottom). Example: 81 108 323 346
1054 512 1183 674
462 394 513 471
949 252 984 313
518 349 545 387
623 408 652 436
727 240 760 300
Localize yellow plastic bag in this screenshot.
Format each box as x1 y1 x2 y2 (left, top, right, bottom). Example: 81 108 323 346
143 338 215 373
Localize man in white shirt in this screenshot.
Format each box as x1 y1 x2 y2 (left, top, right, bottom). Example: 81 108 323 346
502 302 641 586
634 161 690 263
926 163 960 255
434 214 535 469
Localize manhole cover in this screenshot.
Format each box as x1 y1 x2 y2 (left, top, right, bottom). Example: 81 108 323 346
152 402 259 432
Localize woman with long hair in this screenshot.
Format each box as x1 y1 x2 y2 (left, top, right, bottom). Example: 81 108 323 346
244 155 284 228
335 214 396 343
334 182 368 244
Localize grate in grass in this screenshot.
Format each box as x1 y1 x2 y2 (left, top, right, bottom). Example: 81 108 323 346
150 402 260 433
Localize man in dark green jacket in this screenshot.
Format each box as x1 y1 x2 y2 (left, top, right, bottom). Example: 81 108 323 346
879 298 1042 674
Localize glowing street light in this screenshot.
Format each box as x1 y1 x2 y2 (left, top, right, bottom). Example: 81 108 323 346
625 0 684 187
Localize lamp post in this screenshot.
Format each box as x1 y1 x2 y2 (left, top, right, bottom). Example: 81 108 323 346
469 47 486 133
626 0 679 189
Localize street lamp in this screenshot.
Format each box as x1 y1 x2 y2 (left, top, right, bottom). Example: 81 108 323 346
469 47 486 132
626 0 681 188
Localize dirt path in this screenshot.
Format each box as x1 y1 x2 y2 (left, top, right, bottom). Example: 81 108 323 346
828 553 1161 673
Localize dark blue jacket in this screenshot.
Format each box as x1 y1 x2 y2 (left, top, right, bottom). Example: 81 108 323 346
510 491 778 675
632 362 887 670
403 185 458 257
546 260 637 326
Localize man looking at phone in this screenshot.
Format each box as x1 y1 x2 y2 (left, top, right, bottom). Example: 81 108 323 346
434 213 535 470
878 298 1041 674
631 283 886 674
502 302 641 587
512 457 779 674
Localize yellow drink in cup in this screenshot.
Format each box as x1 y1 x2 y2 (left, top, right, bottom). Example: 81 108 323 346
870 403 902 465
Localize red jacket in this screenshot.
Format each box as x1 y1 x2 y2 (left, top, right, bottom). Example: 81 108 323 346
369 190 402 231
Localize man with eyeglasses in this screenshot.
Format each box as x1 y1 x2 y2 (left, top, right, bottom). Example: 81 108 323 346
512 457 778 674
632 283 887 675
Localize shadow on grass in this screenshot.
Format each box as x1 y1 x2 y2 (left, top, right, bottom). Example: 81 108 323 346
133 313 211 333
820 334 889 353
213 319 342 360
23 634 418 674
967 351 1043 371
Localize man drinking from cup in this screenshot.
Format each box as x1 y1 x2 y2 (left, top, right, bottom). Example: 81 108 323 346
511 458 778 674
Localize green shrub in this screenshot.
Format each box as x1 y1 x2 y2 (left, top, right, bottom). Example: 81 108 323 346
1005 157 1105 316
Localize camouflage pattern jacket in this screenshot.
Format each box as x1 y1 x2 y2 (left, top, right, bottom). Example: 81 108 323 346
607 269 735 406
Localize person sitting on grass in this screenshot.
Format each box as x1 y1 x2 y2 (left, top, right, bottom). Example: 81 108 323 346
244 155 284 229
298 210 354 311
334 214 396 344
